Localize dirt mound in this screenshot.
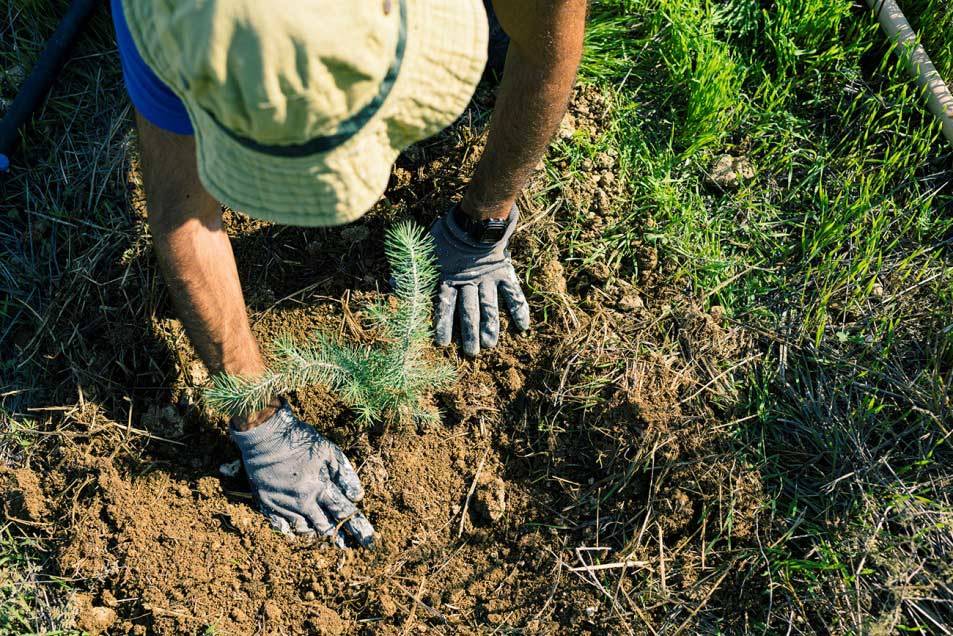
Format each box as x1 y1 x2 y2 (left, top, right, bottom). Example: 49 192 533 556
2 84 770 633
4 293 765 633
32 409 599 635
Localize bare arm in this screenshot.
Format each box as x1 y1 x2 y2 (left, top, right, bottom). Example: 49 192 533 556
461 0 587 220
137 113 274 428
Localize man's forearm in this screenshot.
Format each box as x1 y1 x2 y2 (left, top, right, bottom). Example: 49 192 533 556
462 2 586 220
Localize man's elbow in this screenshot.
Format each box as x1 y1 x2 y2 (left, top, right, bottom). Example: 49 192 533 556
492 0 587 68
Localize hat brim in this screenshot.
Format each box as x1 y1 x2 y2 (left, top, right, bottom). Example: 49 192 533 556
183 0 488 227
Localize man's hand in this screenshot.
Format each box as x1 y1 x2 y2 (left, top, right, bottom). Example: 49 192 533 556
430 204 530 356
231 403 375 548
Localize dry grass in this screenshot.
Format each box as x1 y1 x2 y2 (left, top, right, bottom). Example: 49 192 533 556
1 0 952 633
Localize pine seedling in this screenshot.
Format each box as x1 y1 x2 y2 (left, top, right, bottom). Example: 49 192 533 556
205 220 455 424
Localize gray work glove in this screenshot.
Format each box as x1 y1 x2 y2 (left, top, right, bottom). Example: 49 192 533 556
231 403 375 548
430 204 530 356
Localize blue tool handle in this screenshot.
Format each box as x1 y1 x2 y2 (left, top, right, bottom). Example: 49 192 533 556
0 0 99 172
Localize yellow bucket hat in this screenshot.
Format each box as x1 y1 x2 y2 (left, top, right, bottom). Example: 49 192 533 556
122 0 488 226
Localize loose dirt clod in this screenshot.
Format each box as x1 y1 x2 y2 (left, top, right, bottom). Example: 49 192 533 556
473 474 507 525
74 593 117 635
140 404 185 439
0 466 48 521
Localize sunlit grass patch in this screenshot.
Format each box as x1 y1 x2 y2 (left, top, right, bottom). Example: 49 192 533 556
0 524 78 636
556 0 953 630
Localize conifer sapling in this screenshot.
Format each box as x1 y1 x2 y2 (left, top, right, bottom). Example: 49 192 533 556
205 220 455 423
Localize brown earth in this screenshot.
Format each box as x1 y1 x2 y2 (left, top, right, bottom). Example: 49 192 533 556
3 83 770 633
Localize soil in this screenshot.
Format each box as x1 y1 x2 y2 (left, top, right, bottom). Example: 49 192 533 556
3 84 769 633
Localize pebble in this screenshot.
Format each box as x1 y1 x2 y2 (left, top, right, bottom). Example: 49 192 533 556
618 294 644 312
263 599 282 621
100 589 118 608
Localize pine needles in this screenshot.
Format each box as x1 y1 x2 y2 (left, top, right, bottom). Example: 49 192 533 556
204 221 455 423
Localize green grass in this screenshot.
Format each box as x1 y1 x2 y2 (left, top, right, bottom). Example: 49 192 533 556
0 525 78 636
549 0 952 631
0 0 950 632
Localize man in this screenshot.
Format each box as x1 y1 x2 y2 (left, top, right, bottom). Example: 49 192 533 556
112 0 585 548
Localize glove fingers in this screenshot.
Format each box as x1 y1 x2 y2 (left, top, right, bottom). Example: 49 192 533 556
344 513 376 548
479 279 500 349
321 484 376 548
301 502 335 537
331 446 365 503
458 284 481 357
498 269 531 331
434 283 457 347
265 512 292 535
263 505 314 536
319 482 357 520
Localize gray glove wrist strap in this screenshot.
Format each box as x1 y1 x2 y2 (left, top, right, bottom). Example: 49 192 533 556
230 403 295 452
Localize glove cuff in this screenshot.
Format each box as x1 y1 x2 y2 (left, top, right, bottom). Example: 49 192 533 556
444 202 519 249
230 402 295 450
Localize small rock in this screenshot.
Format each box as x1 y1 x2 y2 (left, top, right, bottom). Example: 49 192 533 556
140 404 184 439
74 594 117 636
708 154 755 189
593 188 612 214
871 282 884 298
263 600 282 621
558 112 577 139
230 607 247 623
595 152 615 170
618 294 644 312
